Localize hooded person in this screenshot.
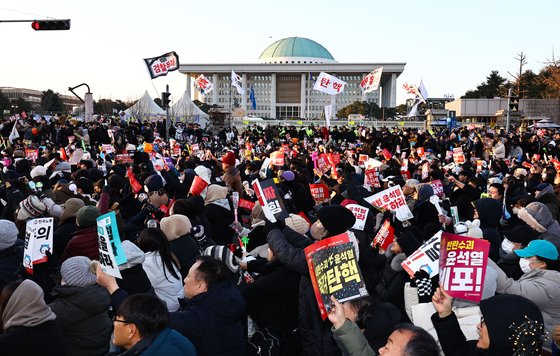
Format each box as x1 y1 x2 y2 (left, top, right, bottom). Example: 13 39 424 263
0 280 68 355
221 151 243 195
203 185 234 246
53 198 85 259
49 256 112 356
517 201 560 252
171 196 212 243
472 198 503 262
410 183 440 238
115 241 152 295
59 206 101 264
267 204 357 356
160 214 200 278
534 183 560 221
0 220 24 291
433 290 546 355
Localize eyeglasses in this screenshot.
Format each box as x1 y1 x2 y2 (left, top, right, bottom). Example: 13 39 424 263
112 316 130 324
480 316 485 327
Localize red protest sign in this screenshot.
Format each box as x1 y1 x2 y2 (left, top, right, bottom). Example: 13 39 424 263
421 162 429 180
522 161 533 169
25 148 39 162
238 198 256 211
270 151 285 166
429 180 444 197
359 154 369 164
416 147 425 157
364 169 380 188
332 154 341 165
453 153 465 164
551 159 560 172
189 176 209 196
316 154 330 173
382 148 392 161
127 168 142 194
309 183 329 203
372 219 395 250
439 233 490 302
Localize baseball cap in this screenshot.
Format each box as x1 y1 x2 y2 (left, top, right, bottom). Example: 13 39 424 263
514 239 559 261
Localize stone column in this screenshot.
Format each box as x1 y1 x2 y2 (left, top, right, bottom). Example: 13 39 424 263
271 73 276 119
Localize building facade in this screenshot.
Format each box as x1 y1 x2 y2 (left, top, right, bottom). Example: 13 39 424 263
0 87 82 112
179 37 405 119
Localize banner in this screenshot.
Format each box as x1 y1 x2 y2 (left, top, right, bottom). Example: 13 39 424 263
359 67 383 93
372 219 395 250
115 151 134 164
305 233 368 320
364 185 413 221
309 183 330 203
252 179 289 222
324 105 333 127
440 233 490 302
313 72 347 95
189 175 209 196
97 211 127 279
194 74 214 95
345 204 369 231
23 218 54 274
270 151 285 166
401 231 442 277
231 70 244 95
429 180 444 197
144 51 179 79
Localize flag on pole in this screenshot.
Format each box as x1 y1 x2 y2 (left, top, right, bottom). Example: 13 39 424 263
194 74 213 95
313 72 347 95
231 70 243 95
8 123 19 143
360 67 383 93
249 85 256 110
418 80 429 102
144 51 180 79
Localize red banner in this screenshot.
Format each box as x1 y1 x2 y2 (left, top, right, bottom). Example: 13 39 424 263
365 169 381 188
382 148 392 161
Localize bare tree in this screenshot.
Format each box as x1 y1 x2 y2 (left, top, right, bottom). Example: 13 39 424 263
508 52 528 97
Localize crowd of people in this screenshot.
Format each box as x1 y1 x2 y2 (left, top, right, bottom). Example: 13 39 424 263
0 113 559 355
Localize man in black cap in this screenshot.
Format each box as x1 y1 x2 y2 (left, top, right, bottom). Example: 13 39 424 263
267 204 356 356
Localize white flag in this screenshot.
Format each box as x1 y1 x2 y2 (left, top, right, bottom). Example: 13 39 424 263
9 122 19 143
324 105 333 127
194 74 213 95
360 67 383 93
313 72 346 95
231 70 243 95
418 80 428 102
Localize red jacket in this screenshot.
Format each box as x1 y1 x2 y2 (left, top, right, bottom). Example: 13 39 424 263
59 226 100 264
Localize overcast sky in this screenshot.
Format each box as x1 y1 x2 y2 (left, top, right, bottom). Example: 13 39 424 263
1 0 558 106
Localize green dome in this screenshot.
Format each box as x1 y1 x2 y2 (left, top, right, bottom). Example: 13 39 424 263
258 37 335 62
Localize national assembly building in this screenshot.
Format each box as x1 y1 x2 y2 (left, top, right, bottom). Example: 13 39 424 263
179 37 405 120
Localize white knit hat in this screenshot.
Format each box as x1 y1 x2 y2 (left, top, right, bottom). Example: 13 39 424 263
285 214 309 235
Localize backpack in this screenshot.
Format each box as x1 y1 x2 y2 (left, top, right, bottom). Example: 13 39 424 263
247 328 280 356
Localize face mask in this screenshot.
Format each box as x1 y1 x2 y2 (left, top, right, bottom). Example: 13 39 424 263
501 238 515 254
519 258 532 274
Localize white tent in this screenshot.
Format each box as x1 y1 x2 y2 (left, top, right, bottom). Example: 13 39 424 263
124 91 165 121
170 90 210 129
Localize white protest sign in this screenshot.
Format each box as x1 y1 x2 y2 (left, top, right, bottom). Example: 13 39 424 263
364 185 413 221
313 72 347 95
401 231 442 278
23 217 54 274
345 204 370 231
259 157 271 179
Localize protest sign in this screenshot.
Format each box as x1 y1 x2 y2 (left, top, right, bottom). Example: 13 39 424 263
316 154 330 173
416 147 425 157
345 204 369 231
23 217 54 274
127 167 142 194
364 185 413 221
364 169 381 188
401 231 442 278
144 51 179 79
453 153 465 164
97 211 127 278
259 157 271 179
238 198 256 211
252 179 289 222
421 162 429 180
359 67 383 93
173 145 181 156
313 72 347 95
440 233 490 302
358 154 369 164
25 148 39 162
309 183 330 203
69 149 84 165
305 233 368 320
332 154 341 165
270 151 285 166
116 151 134 164
381 148 392 161
429 180 444 197
189 175 209 196
372 219 395 250
476 160 483 173
102 144 115 154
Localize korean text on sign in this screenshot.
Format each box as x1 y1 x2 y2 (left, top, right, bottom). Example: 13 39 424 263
313 72 347 95
345 204 369 231
364 185 413 221
401 231 442 278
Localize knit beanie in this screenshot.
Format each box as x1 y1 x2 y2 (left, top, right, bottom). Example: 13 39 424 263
144 174 163 192
17 195 47 221
503 224 540 246
222 151 236 166
204 185 228 205
202 245 239 273
171 197 204 218
395 230 421 257
317 205 356 237
285 214 309 235
161 215 192 241
76 206 100 228
0 220 19 251
60 256 97 287
60 198 85 223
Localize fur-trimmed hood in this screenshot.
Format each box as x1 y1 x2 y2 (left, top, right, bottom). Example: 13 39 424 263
517 202 551 233
390 252 407 272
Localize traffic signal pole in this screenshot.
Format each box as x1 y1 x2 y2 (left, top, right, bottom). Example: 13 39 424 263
506 87 512 133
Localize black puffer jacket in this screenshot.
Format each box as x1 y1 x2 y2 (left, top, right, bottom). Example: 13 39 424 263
49 285 112 356
473 198 503 262
0 239 24 291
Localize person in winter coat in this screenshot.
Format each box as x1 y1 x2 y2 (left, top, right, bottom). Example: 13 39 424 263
137 228 184 312
160 214 200 278
221 151 243 194
116 240 153 295
59 206 101 264
49 256 112 356
498 224 540 279
0 280 68 355
488 239 560 335
517 201 560 252
267 204 357 356
492 138 506 159
472 198 503 262
432 289 545 356
203 185 235 246
53 198 85 259
111 294 196 356
410 183 440 237
171 196 213 244
535 183 560 221
0 220 23 291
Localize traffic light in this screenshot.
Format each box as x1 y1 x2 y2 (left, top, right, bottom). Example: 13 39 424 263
509 96 519 113
161 92 171 109
31 19 71 31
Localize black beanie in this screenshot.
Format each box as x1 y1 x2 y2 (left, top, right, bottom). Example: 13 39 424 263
503 224 540 246
317 205 356 237
395 230 421 257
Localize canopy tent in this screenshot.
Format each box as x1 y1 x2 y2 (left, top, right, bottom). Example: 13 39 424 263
170 90 210 129
528 118 560 129
124 91 165 121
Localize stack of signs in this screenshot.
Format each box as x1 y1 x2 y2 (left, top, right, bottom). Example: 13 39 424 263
421 162 429 180
372 219 394 250
102 144 115 154
309 183 330 203
345 204 369 231
238 198 256 211
96 211 127 279
25 148 39 162
23 218 54 274
364 185 413 221
440 233 490 302
270 151 285 166
304 233 368 320
364 169 381 188
252 179 289 223
453 147 465 164
429 180 444 197
401 231 442 278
